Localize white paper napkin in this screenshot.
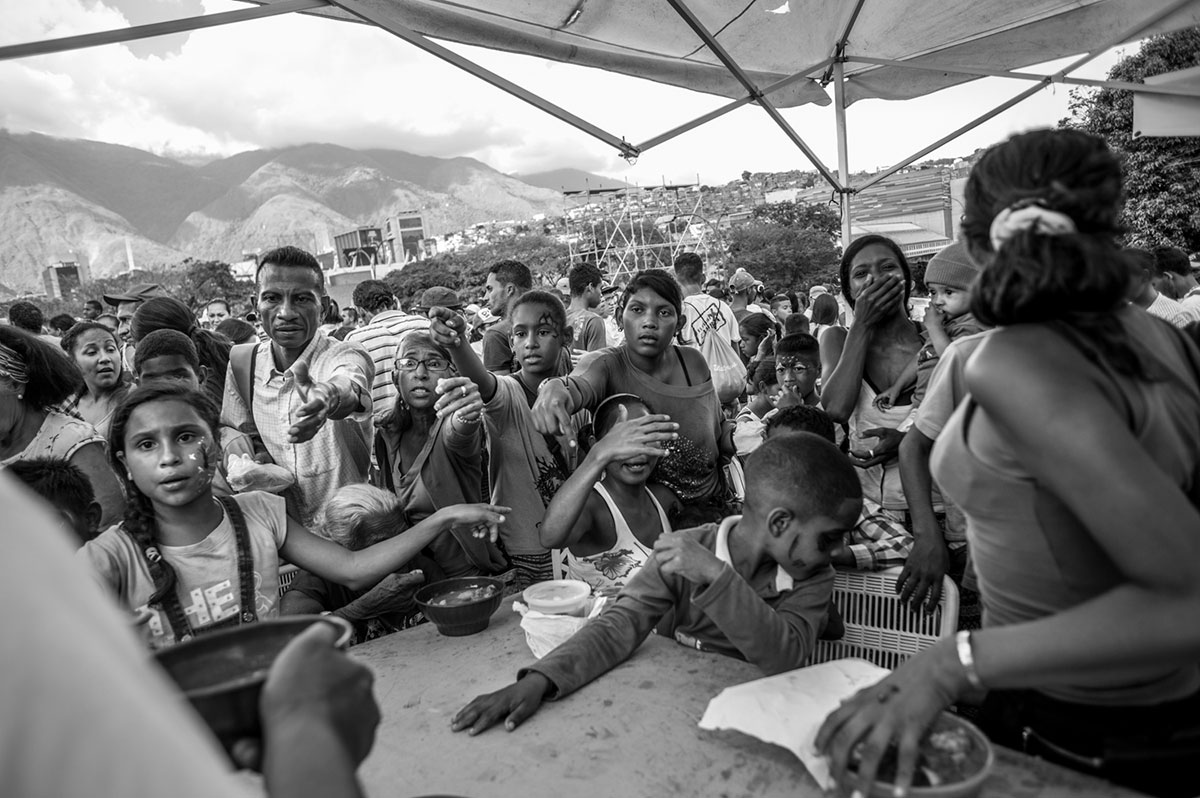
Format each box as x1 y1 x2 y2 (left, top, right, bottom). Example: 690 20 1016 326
699 658 889 789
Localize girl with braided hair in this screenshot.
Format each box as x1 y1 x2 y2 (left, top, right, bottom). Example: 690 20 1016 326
78 382 509 649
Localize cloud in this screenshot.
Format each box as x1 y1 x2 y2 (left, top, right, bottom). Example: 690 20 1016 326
2 1 1127 184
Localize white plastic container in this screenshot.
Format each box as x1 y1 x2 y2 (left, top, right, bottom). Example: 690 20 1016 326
522 579 592 617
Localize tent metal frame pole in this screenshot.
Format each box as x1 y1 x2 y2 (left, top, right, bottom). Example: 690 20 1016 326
855 0 1199 194
0 0 327 62
821 0 868 86
855 82 1048 193
845 56 1200 98
326 0 639 159
665 0 841 191
833 60 853 246
636 59 832 153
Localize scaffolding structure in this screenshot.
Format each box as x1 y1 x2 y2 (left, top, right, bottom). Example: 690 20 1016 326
563 184 727 281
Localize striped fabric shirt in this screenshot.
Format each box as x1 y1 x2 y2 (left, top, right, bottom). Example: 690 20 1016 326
219 332 374 527
1146 293 1190 328
344 310 429 417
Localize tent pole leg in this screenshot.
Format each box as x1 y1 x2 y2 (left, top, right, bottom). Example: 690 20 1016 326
833 59 852 248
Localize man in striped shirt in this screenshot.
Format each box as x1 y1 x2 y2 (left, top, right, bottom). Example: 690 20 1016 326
345 280 428 420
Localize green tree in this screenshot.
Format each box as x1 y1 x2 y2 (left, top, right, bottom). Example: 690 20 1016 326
1060 26 1200 251
180 259 254 314
383 262 462 307
750 200 841 236
418 234 572 300
726 223 841 292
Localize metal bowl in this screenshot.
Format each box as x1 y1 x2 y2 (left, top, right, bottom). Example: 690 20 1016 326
154 615 352 745
415 576 505 636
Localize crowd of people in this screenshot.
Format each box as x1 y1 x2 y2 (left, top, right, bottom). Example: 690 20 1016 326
4 128 1200 798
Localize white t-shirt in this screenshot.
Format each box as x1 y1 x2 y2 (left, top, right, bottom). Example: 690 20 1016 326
679 293 740 348
80 491 289 649
1 477 256 798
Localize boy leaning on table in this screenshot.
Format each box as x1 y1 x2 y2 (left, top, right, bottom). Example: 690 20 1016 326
452 432 862 735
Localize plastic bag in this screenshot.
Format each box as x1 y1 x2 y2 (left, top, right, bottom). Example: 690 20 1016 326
225 453 296 494
701 331 748 404
514 596 607 658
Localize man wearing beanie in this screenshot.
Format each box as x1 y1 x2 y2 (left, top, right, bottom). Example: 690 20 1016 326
874 241 988 413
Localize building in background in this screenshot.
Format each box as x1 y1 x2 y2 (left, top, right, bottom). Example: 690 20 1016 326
334 227 386 271
42 259 91 299
383 214 426 264
766 166 970 265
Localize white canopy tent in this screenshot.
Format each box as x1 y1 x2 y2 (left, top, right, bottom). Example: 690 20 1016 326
4 0 1200 242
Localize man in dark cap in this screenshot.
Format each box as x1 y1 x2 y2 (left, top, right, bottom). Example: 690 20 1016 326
103 283 167 345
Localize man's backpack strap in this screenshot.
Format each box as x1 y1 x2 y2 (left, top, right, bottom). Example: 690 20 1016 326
229 343 270 461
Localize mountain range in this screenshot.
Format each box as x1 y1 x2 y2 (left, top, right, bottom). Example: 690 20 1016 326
0 131 623 291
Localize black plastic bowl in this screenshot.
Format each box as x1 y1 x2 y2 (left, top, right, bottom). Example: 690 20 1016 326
154 615 352 746
415 576 505 636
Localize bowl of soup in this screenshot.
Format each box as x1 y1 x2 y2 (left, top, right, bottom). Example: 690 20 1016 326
154 615 353 747
853 712 994 798
415 576 505 636
522 579 592 616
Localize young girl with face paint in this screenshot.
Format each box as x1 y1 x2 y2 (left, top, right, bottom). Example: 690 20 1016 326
78 382 508 649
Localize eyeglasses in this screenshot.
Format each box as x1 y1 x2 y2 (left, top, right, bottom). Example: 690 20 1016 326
396 357 452 373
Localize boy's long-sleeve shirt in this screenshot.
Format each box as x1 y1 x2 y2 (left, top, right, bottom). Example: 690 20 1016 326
524 517 835 699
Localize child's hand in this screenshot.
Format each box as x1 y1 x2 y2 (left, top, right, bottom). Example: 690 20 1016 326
923 304 945 333
873 386 899 411
434 376 483 423
592 406 678 465
772 385 804 409
452 672 552 735
429 306 466 349
436 503 511 543
654 530 727 586
756 329 776 361
531 378 577 449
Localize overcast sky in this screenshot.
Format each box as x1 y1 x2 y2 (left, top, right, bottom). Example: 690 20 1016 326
2 0 1130 186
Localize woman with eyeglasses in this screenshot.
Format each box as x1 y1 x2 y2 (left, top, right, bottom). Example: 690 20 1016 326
372 331 507 580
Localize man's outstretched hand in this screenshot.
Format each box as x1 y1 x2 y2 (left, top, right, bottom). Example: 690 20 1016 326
289 361 339 443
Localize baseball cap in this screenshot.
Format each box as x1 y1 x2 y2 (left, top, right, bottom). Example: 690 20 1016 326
414 286 462 313
728 268 757 293
103 283 168 306
472 307 499 327
809 285 830 297
601 282 621 296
